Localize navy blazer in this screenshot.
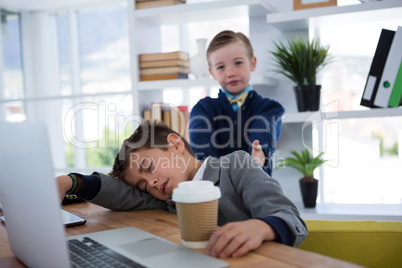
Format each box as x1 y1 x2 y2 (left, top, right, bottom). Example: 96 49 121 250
190 90 285 175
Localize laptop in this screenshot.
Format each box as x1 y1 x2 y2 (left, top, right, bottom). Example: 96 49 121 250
0 121 228 268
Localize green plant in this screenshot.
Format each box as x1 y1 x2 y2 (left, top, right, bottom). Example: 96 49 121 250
270 37 330 86
284 149 327 182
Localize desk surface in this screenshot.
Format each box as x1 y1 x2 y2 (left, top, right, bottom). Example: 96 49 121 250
0 202 361 268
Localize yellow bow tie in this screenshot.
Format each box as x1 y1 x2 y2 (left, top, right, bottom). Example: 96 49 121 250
227 91 249 107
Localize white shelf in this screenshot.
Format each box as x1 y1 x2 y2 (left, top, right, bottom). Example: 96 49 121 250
298 203 402 221
135 0 275 25
138 74 277 91
267 0 402 31
133 0 277 92
283 107 402 123
138 78 218 91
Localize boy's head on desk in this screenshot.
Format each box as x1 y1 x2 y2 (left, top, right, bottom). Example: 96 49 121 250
110 120 203 201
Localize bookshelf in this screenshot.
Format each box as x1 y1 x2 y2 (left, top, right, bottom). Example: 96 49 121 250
283 107 402 123
265 1 402 206
130 0 402 118
265 0 402 122
134 0 275 23
138 75 277 91
267 0 402 31
128 0 276 115
127 0 402 206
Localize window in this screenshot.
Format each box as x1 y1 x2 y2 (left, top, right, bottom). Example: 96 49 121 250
316 18 402 204
55 3 131 171
77 6 131 95
56 13 72 96
0 10 25 122
62 95 134 168
320 116 402 204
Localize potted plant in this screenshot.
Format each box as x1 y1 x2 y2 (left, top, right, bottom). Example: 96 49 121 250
283 149 327 208
270 37 330 112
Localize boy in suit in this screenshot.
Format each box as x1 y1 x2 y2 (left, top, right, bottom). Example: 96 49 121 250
190 30 285 176
57 120 307 258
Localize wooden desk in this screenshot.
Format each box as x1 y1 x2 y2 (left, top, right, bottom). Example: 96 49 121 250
0 202 362 268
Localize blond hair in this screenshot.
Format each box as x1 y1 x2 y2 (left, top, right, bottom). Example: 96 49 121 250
206 30 254 66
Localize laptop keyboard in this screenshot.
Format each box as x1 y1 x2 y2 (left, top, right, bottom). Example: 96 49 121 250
68 237 146 268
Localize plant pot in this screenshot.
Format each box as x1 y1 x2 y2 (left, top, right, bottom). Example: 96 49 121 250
299 179 318 208
294 85 321 112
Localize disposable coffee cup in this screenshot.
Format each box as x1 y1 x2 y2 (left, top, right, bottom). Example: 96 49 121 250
172 181 221 249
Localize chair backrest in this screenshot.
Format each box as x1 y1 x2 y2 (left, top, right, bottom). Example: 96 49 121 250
298 220 402 268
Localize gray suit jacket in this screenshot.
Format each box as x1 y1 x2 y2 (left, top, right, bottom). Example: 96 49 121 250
90 151 307 246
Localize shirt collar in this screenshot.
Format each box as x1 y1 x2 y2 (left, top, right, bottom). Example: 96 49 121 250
192 158 208 181
220 85 253 99
166 159 208 204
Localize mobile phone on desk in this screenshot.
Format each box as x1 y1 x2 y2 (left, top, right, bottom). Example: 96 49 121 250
0 206 86 227
62 209 86 227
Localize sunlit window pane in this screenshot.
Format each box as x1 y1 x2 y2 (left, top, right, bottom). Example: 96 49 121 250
322 117 402 204
2 12 24 100
1 12 25 122
77 5 131 95
62 95 134 168
56 13 72 96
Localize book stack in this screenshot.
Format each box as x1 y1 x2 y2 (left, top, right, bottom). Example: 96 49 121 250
135 0 186 10
143 103 190 141
139 51 190 81
361 26 402 108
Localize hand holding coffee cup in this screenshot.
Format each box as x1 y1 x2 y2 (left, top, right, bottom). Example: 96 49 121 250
172 181 221 249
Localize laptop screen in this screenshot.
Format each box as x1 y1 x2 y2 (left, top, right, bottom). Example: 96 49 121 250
0 121 72 268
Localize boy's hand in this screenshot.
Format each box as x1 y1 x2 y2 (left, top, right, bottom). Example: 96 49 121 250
251 140 265 167
206 219 277 258
56 175 73 203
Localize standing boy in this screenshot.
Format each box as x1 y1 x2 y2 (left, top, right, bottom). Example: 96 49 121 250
190 30 285 175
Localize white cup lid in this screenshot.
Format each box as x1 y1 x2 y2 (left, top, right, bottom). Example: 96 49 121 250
172 181 221 203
